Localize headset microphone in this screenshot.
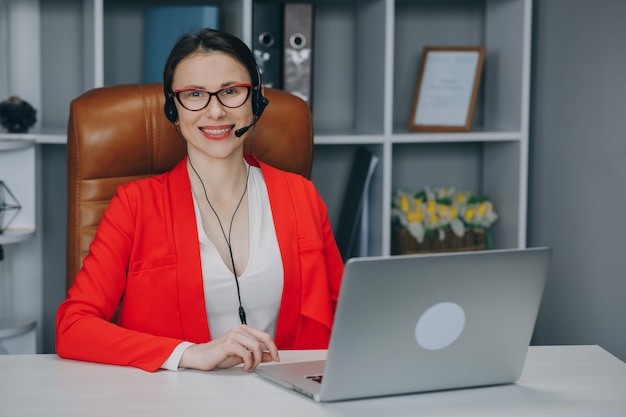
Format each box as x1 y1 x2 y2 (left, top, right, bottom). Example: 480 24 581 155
235 117 259 137
235 92 268 137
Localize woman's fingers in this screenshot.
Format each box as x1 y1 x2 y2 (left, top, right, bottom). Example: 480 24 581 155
215 325 279 370
179 325 279 371
240 325 280 363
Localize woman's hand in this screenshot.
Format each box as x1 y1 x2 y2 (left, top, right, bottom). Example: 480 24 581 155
179 325 280 371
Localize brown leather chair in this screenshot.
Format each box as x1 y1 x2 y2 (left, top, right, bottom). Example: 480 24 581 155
66 83 313 290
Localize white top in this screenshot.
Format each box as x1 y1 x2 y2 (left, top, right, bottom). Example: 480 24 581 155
162 164 283 370
197 164 283 338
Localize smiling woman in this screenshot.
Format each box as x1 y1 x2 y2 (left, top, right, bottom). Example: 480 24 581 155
56 28 344 374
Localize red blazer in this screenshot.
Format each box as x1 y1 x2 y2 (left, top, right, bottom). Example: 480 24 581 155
56 156 344 371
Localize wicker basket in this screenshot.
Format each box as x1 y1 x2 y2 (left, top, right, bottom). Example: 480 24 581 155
392 225 486 255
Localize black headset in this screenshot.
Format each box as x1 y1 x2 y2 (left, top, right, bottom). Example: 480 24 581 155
164 66 268 124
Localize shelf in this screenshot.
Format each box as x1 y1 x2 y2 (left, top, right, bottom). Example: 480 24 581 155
0 138 35 151
0 230 36 245
390 131 524 144
315 134 385 146
0 127 67 145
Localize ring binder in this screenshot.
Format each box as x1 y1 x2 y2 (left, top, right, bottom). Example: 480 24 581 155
283 3 314 106
253 3 284 89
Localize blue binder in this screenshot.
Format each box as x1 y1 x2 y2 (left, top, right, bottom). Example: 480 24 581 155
143 6 220 84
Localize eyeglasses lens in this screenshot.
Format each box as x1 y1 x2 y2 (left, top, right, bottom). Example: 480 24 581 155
177 86 250 111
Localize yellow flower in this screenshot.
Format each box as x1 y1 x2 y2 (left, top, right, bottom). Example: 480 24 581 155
426 200 437 215
392 187 497 243
407 210 423 223
400 194 410 212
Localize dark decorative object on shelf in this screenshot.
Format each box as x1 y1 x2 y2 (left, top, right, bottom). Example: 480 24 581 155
0 96 37 133
0 180 22 235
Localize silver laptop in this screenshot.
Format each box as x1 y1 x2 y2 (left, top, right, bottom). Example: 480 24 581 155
256 247 552 402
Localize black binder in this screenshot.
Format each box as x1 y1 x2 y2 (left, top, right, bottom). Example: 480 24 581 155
252 3 283 89
283 3 314 106
335 147 378 261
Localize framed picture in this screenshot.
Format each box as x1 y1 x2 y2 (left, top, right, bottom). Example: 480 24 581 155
409 46 485 132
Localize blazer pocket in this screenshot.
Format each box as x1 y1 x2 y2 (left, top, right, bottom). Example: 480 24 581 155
119 254 183 338
298 242 334 330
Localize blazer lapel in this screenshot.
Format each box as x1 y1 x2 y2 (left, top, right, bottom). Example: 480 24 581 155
168 159 211 342
257 158 301 347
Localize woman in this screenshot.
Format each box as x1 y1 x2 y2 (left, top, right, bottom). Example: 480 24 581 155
56 29 344 372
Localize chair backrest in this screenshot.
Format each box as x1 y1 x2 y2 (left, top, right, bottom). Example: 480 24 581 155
66 83 313 290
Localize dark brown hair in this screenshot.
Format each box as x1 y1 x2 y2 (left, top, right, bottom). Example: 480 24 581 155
163 28 259 95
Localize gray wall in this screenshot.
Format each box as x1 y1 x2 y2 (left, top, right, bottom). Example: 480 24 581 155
39 1 626 360
529 0 626 361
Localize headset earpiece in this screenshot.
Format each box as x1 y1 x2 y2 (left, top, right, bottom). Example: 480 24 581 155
164 95 178 123
254 92 268 117
252 67 268 117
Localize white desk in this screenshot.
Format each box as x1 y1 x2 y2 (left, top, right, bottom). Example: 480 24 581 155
0 346 625 416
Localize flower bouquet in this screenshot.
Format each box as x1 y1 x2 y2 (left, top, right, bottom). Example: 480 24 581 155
391 187 498 254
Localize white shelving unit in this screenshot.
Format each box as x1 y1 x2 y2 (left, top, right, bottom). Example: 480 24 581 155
0 0 530 350
1 0 42 352
0 137 37 354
